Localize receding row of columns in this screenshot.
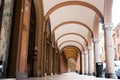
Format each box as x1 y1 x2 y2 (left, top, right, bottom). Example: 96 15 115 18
81 23 116 78
44 43 60 76
43 19 60 76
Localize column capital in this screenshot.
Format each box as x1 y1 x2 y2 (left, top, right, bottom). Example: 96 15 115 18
103 23 113 30
82 54 84 57
88 46 92 50
93 38 100 43
84 51 88 54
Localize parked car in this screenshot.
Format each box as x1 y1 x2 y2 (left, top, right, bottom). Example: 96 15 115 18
102 61 120 79
116 69 120 79
0 60 3 75
0 65 3 75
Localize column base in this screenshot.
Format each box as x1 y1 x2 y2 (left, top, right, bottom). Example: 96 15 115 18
105 73 117 79
84 73 88 75
0 75 7 78
16 72 28 80
93 72 96 76
53 73 57 75
51 73 53 75
44 73 47 76
79 70 82 74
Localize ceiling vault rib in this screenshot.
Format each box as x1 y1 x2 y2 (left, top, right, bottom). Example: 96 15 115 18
56 33 88 45
60 45 82 54
64 47 79 52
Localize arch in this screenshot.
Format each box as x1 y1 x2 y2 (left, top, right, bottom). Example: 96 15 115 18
64 50 78 55
59 40 84 51
64 46 79 52
63 50 78 59
56 33 88 45
44 1 103 22
60 45 82 55
51 21 93 36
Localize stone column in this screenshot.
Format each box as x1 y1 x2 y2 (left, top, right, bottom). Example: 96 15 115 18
93 38 101 75
58 54 61 74
43 32 47 76
84 52 88 75
16 0 31 79
103 23 116 78
48 42 52 75
46 44 49 75
81 53 84 75
52 48 56 75
51 46 53 75
56 53 59 74
55 51 57 75
79 54 82 74
88 46 94 75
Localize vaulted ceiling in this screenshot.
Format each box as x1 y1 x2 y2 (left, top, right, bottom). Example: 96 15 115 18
62 46 79 60
43 0 112 60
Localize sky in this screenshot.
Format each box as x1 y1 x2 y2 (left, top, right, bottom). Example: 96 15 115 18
112 0 120 27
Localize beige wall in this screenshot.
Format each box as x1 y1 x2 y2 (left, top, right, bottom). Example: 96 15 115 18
60 53 68 73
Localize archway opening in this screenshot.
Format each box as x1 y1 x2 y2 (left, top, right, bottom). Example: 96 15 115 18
68 58 76 72
60 46 82 74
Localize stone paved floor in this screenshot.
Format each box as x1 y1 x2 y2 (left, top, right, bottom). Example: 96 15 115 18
28 72 118 80
0 72 118 80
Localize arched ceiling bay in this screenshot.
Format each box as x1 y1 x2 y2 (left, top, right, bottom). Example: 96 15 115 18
59 41 84 51
58 35 85 47
43 1 104 19
49 5 95 30
51 21 93 36
59 40 83 51
51 22 93 44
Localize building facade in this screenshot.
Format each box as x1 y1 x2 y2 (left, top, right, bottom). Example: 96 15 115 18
113 23 120 60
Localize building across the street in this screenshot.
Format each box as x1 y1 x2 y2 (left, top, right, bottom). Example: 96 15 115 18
113 23 120 60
